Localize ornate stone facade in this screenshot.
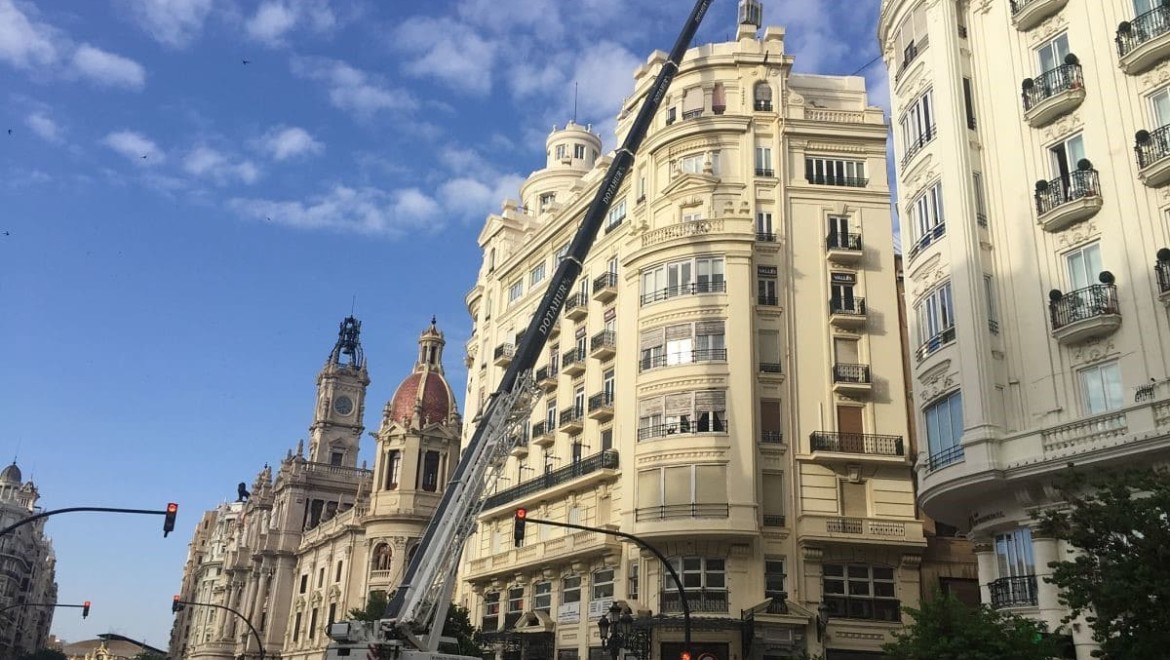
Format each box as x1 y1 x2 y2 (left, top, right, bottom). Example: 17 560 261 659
0 462 58 657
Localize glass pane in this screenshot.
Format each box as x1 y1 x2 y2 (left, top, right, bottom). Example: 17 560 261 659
1102 362 1123 411
1153 89 1170 128
823 564 844 577
873 567 894 580
823 580 845 595
874 583 896 598
1067 134 1086 166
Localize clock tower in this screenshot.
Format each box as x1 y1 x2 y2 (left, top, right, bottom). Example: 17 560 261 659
308 315 370 466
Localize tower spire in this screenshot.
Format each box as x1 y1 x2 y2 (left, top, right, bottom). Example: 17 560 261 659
739 0 762 29
329 316 365 368
416 317 446 375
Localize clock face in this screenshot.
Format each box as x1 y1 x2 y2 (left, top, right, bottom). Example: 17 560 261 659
333 395 354 415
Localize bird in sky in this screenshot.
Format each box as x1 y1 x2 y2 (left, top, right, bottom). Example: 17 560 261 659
2 231 10 236
6 129 11 135
242 59 251 65
141 154 148 159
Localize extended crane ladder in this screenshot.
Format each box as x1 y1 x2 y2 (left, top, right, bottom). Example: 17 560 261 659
345 0 715 654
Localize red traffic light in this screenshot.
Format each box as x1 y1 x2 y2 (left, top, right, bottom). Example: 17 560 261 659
172 595 184 613
680 652 692 660
163 503 179 537
515 508 527 519
513 508 527 547
82 601 91 619
166 503 178 513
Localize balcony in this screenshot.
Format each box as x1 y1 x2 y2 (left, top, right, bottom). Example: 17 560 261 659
756 231 777 242
763 514 786 527
562 347 587 376
1135 125 1170 187
828 297 867 329
564 293 589 321
1010 0 1067 31
1157 256 1170 302
760 431 784 445
637 419 728 441
590 330 616 360
801 514 924 547
759 362 783 375
636 504 730 522
989 575 1039 609
826 232 863 264
924 445 965 472
559 405 585 434
900 126 936 167
1022 62 1085 127
805 174 868 188
1117 5 1170 74
640 348 728 372
640 280 727 306
493 343 514 367
1048 283 1121 345
1034 169 1102 232
587 391 614 421
535 365 559 392
757 293 779 306
548 319 560 339
755 167 775 177
832 363 872 395
810 431 904 457
915 327 956 361
659 589 729 613
482 450 619 510
592 272 618 303
908 223 945 260
531 421 555 448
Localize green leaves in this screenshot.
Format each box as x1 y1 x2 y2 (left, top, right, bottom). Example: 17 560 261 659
881 592 1060 660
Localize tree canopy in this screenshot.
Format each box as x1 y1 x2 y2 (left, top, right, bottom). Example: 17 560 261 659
347 593 485 658
1035 467 1170 659
881 592 1059 660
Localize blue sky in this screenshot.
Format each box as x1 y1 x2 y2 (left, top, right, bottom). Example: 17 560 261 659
0 0 886 647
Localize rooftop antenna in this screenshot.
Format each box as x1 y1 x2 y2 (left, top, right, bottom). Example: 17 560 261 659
573 81 578 123
350 294 356 316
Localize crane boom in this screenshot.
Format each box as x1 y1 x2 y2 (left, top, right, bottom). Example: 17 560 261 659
327 1 713 657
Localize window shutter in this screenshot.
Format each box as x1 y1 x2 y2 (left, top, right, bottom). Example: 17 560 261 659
754 82 772 102
695 320 724 335
694 390 726 410
640 327 665 350
663 466 690 505
683 87 703 113
762 473 784 515
639 397 663 417
637 470 661 508
665 323 692 340
664 392 693 415
712 82 726 108
695 465 727 503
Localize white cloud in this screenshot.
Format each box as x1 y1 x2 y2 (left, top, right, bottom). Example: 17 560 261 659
393 17 497 95
570 42 640 121
121 0 214 48
292 57 418 118
102 130 164 164
183 146 258 184
258 125 323 161
0 0 60 69
229 185 442 237
24 111 61 143
72 44 146 90
246 0 336 45
438 174 525 218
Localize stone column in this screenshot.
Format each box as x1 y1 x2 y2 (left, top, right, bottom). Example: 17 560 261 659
1031 533 1061 628
972 541 996 605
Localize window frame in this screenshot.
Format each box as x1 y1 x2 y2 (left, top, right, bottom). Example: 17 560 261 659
1078 359 1123 415
822 564 899 622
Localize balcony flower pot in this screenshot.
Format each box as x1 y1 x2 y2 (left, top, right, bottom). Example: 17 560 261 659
1119 21 1132 34
1064 53 1080 66
1077 158 1093 171
1137 129 1152 144
1036 180 1050 193
1049 289 1063 302
1158 247 1170 261
1022 78 1035 90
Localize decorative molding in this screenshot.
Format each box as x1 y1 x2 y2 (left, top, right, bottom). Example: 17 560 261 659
1030 13 1070 46
908 252 943 282
974 0 995 14
1041 112 1083 143
1139 60 1170 91
1055 220 1100 248
639 307 725 327
806 142 868 155
919 372 958 404
636 449 728 465
1070 338 1117 366
638 377 727 393
905 166 941 201
801 546 824 562
667 137 723 158
918 360 952 385
909 262 949 298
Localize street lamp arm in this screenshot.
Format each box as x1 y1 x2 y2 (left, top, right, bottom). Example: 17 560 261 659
524 515 692 655
0 506 166 537
177 599 265 660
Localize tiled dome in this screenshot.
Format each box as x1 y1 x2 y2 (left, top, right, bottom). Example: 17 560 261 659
388 371 455 424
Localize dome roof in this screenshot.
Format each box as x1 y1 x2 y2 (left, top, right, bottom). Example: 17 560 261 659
1 462 22 484
388 371 456 425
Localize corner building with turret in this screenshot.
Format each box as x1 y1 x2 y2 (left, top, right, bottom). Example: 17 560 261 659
878 0 1170 658
169 318 462 660
454 3 923 659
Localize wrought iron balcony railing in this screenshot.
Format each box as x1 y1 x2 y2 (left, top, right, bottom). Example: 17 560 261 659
637 419 728 441
915 327 956 361
483 450 619 509
637 503 730 522
640 280 727 305
755 167 775 177
810 432 905 456
659 589 729 613
639 348 727 371
756 231 776 242
592 271 618 294
563 292 589 314
588 391 614 412
754 100 773 111
562 346 587 367
759 362 782 373
590 330 616 353
989 575 1038 608
925 444 965 472
1049 284 1119 330
493 344 514 361
909 223 946 259
760 431 783 444
758 294 779 306
559 405 585 426
901 126 936 166
1117 5 1170 58
829 297 866 316
833 363 871 384
1135 123 1170 168
805 174 868 188
1035 169 1100 216
1158 259 1170 293
827 232 862 251
763 514 786 527
1022 63 1083 110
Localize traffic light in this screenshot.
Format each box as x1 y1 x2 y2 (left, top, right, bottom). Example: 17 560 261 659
82 601 90 619
680 652 692 660
513 508 527 547
163 502 179 537
172 595 185 613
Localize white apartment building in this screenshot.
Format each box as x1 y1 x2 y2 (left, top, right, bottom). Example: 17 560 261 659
456 3 922 659
879 1 1170 658
0 462 58 658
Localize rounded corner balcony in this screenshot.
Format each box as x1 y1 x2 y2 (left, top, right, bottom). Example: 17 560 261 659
1021 62 1085 127
1117 6 1170 75
1048 282 1121 345
1134 126 1170 187
1010 0 1069 31
1033 168 1103 232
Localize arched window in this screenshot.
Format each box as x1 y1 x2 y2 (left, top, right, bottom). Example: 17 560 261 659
372 543 391 572
754 81 773 111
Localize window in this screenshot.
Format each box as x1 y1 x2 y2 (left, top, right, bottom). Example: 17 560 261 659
636 465 729 514
963 77 976 129
638 390 727 439
328 603 337 625
482 592 500 630
573 385 585 417
562 575 581 604
758 329 780 370
507 279 523 305
1066 241 1102 290
628 561 639 600
761 473 783 525
973 172 988 226
555 242 570 264
506 586 524 627
757 268 778 305
1037 33 1070 74
1151 86 1170 128
534 581 552 613
984 275 999 332
924 391 964 467
591 569 615 603
682 86 703 119
899 89 934 157
753 81 773 110
637 172 647 200
1079 360 1123 414
765 559 786 610
335 560 343 582
554 145 566 160
530 262 546 286
309 607 318 640
384 450 400 490
678 151 720 175
823 565 899 621
667 557 726 593
755 145 773 176
640 255 725 305
910 182 944 255
1048 133 1086 182
804 156 866 186
421 450 440 492
545 399 557 430
318 566 325 587
995 527 1035 578
666 106 677 125
293 611 302 641
756 211 773 239
916 282 954 352
574 144 586 159
299 574 308 594
607 198 627 231
895 4 927 71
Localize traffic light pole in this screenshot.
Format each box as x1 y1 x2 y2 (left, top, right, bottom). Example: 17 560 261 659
175 598 265 660
522 515 691 659
0 506 170 537
0 601 90 616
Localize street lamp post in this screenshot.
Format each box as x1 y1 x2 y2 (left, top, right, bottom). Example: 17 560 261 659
598 602 638 660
